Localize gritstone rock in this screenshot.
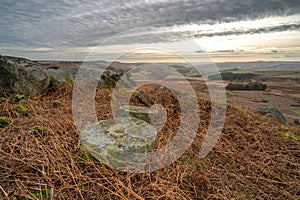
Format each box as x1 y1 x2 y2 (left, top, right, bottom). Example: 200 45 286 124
0 58 50 96
256 106 288 124
80 117 157 169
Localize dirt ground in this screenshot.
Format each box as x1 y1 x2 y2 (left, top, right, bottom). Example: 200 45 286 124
225 80 300 120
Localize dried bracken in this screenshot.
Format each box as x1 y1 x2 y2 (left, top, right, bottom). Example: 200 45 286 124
0 83 299 199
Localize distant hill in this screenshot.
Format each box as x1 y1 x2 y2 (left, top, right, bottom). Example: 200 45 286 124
214 61 300 72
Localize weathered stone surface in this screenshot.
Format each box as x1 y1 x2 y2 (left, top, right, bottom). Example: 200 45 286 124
101 70 121 87
0 58 50 95
135 91 154 106
256 106 288 124
80 117 157 167
119 105 158 123
100 70 136 87
45 68 79 83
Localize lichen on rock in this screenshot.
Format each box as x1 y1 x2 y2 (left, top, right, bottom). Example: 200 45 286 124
119 105 158 123
80 117 157 169
0 57 50 96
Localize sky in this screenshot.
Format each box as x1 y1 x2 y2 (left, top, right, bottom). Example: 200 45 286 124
1 0 300 62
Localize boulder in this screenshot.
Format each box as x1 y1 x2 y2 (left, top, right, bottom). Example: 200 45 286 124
80 117 157 168
101 70 121 87
100 69 136 87
135 91 154 106
256 106 288 124
119 105 158 123
0 58 50 96
45 68 79 83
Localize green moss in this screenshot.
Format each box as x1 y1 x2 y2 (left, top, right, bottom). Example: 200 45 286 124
280 132 300 141
125 89 137 93
32 125 43 134
105 144 124 167
87 142 99 151
14 105 29 114
197 96 205 102
106 144 116 151
0 117 11 128
64 77 74 84
49 76 58 87
87 142 97 148
0 97 7 103
127 107 139 112
52 100 62 107
13 94 25 102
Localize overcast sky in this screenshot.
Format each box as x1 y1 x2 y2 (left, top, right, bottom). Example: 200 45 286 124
1 0 300 62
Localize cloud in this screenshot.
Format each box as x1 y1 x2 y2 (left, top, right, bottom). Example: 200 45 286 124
193 23 300 38
0 0 299 50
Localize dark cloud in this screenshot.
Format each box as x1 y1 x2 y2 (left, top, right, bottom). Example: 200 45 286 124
0 0 300 49
194 23 300 38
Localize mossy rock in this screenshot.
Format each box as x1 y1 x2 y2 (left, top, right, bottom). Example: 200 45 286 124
119 105 158 123
49 76 58 88
101 71 121 88
80 117 157 169
14 105 29 115
0 117 11 128
125 89 137 94
64 77 74 84
32 125 43 134
106 144 116 151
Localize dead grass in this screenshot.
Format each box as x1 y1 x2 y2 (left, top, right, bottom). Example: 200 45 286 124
0 83 299 199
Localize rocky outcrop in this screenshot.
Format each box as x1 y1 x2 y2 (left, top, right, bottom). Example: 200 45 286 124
226 81 267 91
0 55 139 95
45 68 79 83
256 106 288 124
0 57 50 96
101 69 136 88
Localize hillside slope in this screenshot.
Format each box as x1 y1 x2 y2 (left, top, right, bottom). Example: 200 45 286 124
0 83 299 199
